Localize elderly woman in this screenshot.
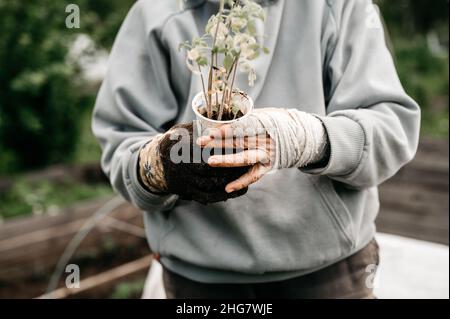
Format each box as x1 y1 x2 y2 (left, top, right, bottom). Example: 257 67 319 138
92 0 420 298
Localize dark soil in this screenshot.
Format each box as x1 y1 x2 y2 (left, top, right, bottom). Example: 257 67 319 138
199 108 245 121
159 123 249 205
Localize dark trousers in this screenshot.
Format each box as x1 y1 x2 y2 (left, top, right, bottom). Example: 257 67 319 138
163 239 379 299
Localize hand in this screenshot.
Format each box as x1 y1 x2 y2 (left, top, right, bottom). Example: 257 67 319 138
139 133 167 193
139 123 250 204
197 108 328 193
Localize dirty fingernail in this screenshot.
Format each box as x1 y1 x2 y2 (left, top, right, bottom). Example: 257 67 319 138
226 186 235 193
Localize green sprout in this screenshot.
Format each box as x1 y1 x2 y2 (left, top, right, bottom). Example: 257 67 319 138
179 0 269 121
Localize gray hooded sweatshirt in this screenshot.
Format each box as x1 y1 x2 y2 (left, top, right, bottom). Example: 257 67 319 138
92 0 420 283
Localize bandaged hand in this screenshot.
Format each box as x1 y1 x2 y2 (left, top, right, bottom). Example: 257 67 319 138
196 108 329 193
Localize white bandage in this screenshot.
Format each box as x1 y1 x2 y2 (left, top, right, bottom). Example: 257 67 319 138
230 109 328 169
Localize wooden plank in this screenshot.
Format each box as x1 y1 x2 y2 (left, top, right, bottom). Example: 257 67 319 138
379 184 448 221
37 255 152 299
377 204 449 233
0 205 139 252
386 167 449 192
376 137 449 245
410 155 449 174
0 197 112 240
0 214 142 266
404 137 449 177
0 200 145 280
376 210 449 245
0 221 146 279
417 137 449 157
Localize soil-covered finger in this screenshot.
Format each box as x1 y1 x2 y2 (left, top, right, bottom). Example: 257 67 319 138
225 164 270 193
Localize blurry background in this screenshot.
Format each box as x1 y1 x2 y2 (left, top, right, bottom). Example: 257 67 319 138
0 0 448 299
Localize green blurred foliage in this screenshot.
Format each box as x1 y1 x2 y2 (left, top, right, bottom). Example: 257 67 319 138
80 0 137 48
393 37 449 137
376 0 448 34
72 96 103 164
110 279 146 299
0 0 135 175
0 178 113 220
0 1 80 173
376 0 449 138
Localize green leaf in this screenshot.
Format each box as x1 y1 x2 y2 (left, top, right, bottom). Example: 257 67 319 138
224 54 234 72
230 49 239 57
178 41 191 52
196 56 208 66
247 51 260 60
231 103 241 115
246 20 256 36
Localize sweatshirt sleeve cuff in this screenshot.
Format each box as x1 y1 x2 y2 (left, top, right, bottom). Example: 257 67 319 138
126 141 178 211
301 115 365 177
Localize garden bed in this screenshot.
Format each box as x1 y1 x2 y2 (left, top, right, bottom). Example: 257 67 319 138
0 197 150 298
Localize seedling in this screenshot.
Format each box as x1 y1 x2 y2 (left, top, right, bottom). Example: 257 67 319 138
179 0 269 122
